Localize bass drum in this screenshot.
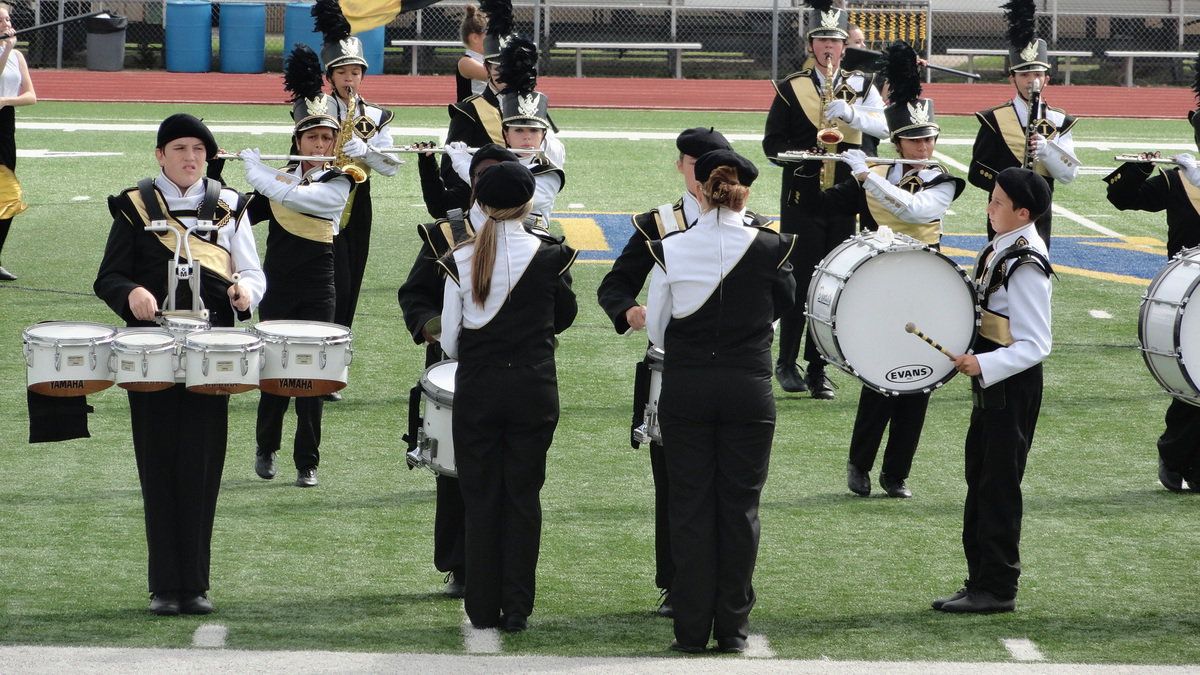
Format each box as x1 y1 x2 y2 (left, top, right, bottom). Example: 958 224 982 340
806 231 979 395
1140 246 1200 405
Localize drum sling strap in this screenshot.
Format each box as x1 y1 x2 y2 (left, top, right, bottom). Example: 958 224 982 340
631 357 651 449
136 177 226 315
446 208 469 244
403 383 423 464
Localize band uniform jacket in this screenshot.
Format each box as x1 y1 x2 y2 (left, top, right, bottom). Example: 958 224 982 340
796 163 965 245
1105 161 1200 257
398 203 485 346
968 97 1079 194
972 224 1053 387
440 89 505 213
762 67 885 205
598 191 772 335
96 173 265 327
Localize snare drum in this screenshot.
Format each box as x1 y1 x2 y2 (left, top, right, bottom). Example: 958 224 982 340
23 321 116 396
806 232 979 395
254 320 353 397
181 329 263 395
111 328 178 392
633 346 665 445
415 360 457 477
1140 246 1200 405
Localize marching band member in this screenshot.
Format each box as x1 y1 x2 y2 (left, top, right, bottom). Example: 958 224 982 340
934 166 1053 614
313 0 401 352
247 56 355 488
94 114 264 615
399 143 521 599
456 4 488 101
967 0 1078 250
596 126 767 618
795 42 965 499
0 0 33 281
646 150 796 653
439 161 578 632
1104 66 1200 493
446 36 565 229
763 0 887 398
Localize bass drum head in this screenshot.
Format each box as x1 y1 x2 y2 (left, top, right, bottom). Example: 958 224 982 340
823 247 977 394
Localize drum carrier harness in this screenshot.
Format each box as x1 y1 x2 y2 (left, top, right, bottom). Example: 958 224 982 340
137 176 226 321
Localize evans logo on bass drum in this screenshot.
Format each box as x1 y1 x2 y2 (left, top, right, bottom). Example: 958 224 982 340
885 364 933 384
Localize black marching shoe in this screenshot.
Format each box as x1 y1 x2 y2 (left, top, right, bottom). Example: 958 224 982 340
180 593 214 615
847 462 871 497
806 367 836 400
656 588 674 618
774 361 808 393
500 613 527 633
148 592 180 616
443 571 466 598
295 467 318 487
1159 459 1185 493
255 449 277 480
0 266 16 281
717 637 747 654
930 585 969 611
938 589 1014 614
669 640 706 654
879 472 913 498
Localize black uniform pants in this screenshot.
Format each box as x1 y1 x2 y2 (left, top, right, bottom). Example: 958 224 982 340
962 364 1042 600
649 440 674 591
848 386 931 479
453 359 559 627
660 364 774 647
777 203 854 368
1157 398 1200 484
128 385 228 594
256 272 334 469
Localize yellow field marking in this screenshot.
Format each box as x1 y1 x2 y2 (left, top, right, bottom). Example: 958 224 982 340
558 217 610 251
1078 236 1167 257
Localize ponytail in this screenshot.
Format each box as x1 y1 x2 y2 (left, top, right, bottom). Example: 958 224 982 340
464 199 534 305
701 165 749 212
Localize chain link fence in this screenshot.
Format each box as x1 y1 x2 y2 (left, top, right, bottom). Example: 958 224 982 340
11 0 1200 85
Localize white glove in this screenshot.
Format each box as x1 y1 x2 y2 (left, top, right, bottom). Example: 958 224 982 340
842 148 869 177
445 141 473 182
1176 153 1200 187
239 147 261 169
1028 133 1047 158
824 99 855 124
342 136 369 158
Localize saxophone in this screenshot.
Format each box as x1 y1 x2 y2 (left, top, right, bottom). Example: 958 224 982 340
1022 78 1043 170
334 88 368 184
816 59 844 189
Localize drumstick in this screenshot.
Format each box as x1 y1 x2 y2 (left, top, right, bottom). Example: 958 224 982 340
905 322 956 361
231 272 242 302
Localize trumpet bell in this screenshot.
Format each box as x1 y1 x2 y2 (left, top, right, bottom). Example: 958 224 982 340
818 127 844 146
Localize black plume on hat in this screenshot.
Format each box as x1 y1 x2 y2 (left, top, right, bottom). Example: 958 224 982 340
497 35 538 96
1002 0 1036 51
157 113 218 159
481 0 513 38
676 127 731 158
996 167 1051 219
884 41 921 106
313 0 351 43
284 44 325 104
475 161 536 209
694 149 758 188
802 0 834 11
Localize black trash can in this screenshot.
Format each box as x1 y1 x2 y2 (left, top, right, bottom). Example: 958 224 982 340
85 14 128 71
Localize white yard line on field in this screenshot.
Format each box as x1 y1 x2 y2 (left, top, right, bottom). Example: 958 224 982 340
191 624 228 648
462 617 502 654
1001 638 1046 662
745 633 775 658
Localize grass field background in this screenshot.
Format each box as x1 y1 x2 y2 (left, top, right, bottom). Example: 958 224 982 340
1 102 1198 664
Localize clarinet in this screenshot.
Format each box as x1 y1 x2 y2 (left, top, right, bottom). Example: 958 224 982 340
1022 79 1043 170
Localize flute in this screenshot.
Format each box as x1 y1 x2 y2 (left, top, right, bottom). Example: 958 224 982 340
380 144 545 156
217 153 336 162
771 151 938 167
1113 153 1179 165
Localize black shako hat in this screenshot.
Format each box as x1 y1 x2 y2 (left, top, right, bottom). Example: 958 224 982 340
469 143 520 180
676 127 731 158
475 161 535 209
694 149 758 188
996 167 1051 218
157 114 218 160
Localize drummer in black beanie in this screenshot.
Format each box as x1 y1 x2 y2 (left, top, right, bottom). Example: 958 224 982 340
439 161 578 633
934 166 1052 614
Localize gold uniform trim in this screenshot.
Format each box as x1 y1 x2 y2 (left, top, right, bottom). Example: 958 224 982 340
470 97 505 145
268 201 335 244
127 189 234 281
1179 173 1200 218
979 308 1015 346
995 106 1056 178
862 165 939 245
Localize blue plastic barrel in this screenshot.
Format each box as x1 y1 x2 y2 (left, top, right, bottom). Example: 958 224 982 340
283 2 323 58
356 26 384 75
165 0 213 73
219 3 265 73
